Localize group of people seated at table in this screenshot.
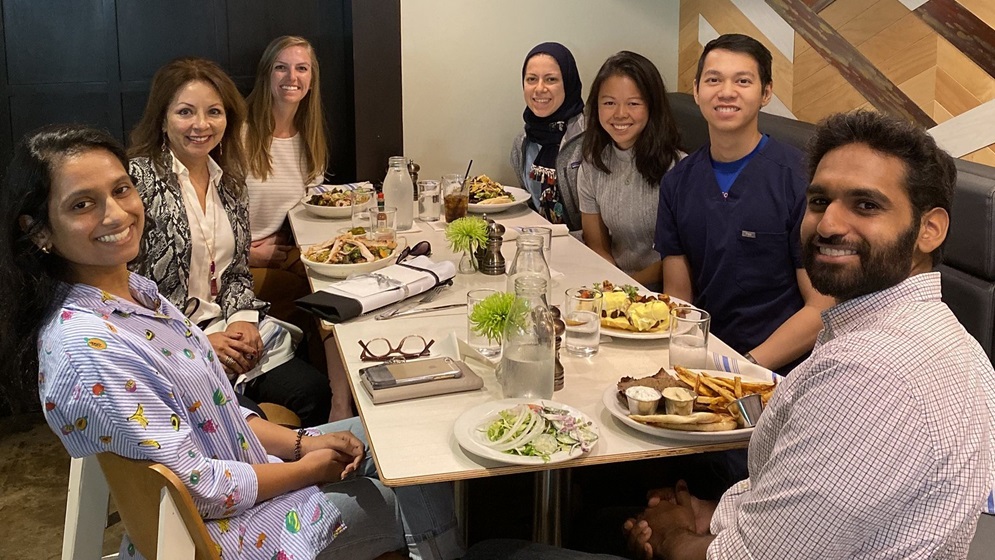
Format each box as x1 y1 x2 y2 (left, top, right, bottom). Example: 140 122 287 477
0 36 462 560
0 26 991 559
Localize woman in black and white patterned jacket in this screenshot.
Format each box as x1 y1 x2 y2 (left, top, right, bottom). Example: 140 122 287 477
128 57 330 426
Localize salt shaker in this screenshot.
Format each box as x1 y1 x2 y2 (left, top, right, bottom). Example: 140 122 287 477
480 218 506 275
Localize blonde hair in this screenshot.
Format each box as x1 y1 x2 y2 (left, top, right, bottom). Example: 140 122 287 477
245 36 327 184
128 57 248 188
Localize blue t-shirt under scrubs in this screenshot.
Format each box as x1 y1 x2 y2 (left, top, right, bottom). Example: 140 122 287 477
654 137 808 370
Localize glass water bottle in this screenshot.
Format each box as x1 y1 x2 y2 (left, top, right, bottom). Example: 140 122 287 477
506 233 551 304
498 276 555 399
383 156 414 230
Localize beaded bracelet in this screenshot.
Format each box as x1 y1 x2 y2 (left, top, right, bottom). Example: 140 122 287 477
294 428 306 461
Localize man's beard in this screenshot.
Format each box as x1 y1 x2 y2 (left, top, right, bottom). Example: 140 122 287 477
803 223 918 302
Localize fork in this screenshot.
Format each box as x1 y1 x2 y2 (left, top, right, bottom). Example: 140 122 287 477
375 284 448 320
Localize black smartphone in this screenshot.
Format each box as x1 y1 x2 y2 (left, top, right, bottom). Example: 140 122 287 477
361 357 464 389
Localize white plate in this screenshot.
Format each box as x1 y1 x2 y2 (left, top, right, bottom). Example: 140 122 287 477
301 237 406 278
600 295 691 340
601 369 775 443
454 398 599 465
301 191 375 219
468 186 530 213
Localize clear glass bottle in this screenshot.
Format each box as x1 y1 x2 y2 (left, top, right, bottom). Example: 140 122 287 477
383 156 414 230
506 233 551 304
498 276 555 399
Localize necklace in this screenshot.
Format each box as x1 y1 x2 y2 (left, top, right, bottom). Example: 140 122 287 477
191 182 221 297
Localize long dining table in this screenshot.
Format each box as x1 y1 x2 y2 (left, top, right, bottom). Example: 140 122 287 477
288 201 757 545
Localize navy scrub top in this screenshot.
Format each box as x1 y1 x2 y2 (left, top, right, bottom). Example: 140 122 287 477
654 137 808 363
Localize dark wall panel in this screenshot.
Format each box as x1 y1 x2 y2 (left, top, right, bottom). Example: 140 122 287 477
4 1 109 84
226 0 322 76
9 92 116 142
116 0 228 81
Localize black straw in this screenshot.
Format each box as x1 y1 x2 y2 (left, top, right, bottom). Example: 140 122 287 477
462 159 474 187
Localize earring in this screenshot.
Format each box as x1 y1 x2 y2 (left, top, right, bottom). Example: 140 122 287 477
40 245 51 254
219 141 223 157
161 135 167 152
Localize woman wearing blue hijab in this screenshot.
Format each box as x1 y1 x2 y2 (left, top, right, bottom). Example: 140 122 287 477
510 42 585 231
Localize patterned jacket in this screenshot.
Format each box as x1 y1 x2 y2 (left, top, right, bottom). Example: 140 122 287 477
128 154 270 320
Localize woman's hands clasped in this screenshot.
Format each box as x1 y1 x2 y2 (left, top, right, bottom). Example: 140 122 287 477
210 321 264 379
299 431 366 482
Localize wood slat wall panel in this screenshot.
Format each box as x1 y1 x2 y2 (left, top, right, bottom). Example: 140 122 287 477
794 62 850 108
818 0 878 30
936 67 983 115
958 0 995 32
934 100 954 123
794 79 868 122
858 12 934 68
875 34 937 86
899 67 937 110
793 46 829 85
963 146 995 167
680 0 702 31
936 36 995 104
835 0 910 47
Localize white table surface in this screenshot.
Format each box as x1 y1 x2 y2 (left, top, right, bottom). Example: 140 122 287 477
289 204 756 486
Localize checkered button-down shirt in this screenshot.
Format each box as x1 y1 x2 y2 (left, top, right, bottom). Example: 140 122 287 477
708 272 995 559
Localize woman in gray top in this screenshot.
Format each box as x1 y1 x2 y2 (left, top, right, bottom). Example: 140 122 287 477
578 51 683 290
510 42 585 232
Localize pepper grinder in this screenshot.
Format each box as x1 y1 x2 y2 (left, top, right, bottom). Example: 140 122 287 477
550 306 566 391
407 160 420 201
480 218 506 275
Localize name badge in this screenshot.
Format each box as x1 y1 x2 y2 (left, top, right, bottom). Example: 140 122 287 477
741 230 756 238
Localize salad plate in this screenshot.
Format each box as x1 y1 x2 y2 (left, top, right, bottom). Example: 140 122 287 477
454 398 599 465
468 186 530 213
301 236 406 278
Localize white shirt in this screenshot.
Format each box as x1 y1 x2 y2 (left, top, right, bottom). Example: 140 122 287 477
172 153 256 326
245 134 322 240
707 272 995 559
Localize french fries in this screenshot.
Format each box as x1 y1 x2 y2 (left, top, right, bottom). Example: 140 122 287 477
673 366 777 414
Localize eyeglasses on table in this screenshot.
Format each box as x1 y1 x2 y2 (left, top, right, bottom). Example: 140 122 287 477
358 334 435 362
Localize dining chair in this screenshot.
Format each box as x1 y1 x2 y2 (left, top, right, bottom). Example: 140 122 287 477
95 452 220 560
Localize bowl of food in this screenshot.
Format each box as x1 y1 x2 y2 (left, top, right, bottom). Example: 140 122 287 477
466 175 529 213
301 233 405 278
302 187 374 219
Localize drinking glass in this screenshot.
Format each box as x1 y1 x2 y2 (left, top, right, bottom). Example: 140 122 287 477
417 180 441 221
563 287 602 357
668 307 710 369
350 185 376 233
372 207 397 244
467 288 501 358
442 173 468 222
519 226 552 258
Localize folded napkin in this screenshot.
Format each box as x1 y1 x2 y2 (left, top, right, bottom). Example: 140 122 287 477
309 181 373 194
296 255 456 322
707 351 783 383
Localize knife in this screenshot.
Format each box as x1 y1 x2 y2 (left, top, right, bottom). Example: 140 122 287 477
378 303 468 320
374 284 448 320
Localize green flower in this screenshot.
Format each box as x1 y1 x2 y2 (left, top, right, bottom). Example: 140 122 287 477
469 292 517 343
445 216 488 253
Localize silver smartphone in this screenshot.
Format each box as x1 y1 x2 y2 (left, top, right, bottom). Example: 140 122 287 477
361 357 464 389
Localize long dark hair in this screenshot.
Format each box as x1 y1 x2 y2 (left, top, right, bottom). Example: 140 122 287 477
128 57 248 189
0 124 129 414
582 51 682 186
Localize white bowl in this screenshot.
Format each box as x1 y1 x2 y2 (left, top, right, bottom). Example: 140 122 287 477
301 237 406 278
301 195 354 219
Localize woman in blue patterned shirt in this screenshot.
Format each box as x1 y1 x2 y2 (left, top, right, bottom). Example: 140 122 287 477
0 125 460 559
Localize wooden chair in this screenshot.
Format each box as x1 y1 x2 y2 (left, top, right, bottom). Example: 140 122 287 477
257 402 301 428
95 452 220 560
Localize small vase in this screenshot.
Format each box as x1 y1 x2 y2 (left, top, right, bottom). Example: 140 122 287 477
458 249 478 274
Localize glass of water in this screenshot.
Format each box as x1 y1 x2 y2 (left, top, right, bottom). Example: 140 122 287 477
668 307 710 369
417 180 441 221
563 287 602 357
467 289 501 358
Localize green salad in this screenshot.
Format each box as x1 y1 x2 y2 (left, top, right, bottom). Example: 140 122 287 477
478 403 598 462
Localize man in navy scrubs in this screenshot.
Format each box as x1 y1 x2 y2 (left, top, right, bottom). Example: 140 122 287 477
655 34 833 374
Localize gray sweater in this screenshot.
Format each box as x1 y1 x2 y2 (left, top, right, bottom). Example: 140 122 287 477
509 113 585 232
577 146 680 276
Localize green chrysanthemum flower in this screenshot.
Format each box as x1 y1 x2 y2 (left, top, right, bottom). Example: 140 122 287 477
445 216 488 253
469 292 517 343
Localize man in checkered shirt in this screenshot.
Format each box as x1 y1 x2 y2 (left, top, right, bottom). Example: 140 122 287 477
619 110 995 559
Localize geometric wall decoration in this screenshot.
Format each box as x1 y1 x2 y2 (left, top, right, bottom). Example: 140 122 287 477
678 0 995 165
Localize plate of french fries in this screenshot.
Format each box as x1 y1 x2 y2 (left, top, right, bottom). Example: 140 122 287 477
602 366 779 442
